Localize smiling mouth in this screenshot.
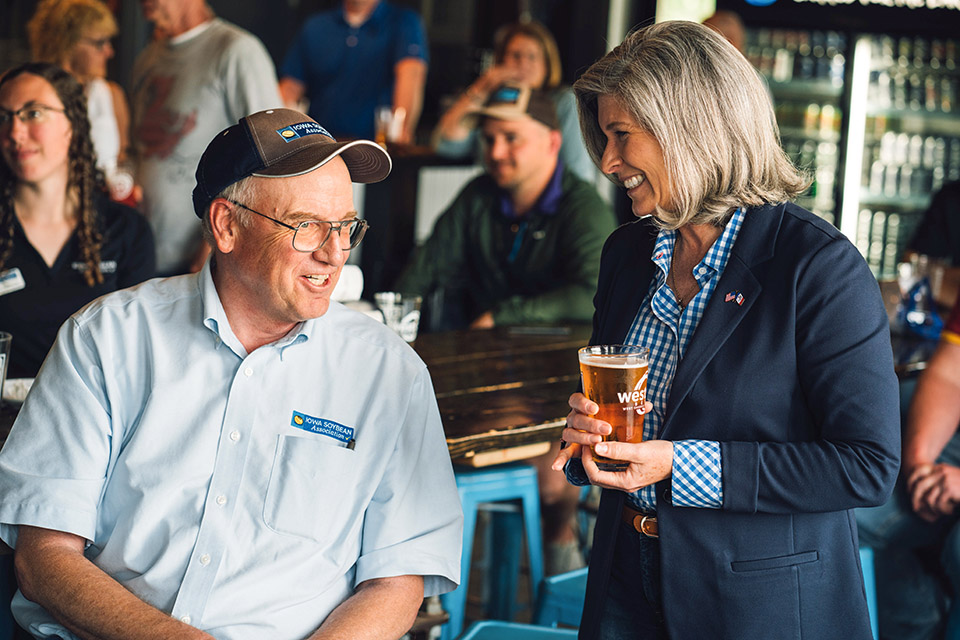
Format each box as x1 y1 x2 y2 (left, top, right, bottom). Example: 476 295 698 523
623 174 645 189
304 274 330 286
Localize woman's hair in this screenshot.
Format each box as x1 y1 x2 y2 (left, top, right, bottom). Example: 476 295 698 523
493 20 563 89
574 20 809 229
0 63 105 285
27 0 118 68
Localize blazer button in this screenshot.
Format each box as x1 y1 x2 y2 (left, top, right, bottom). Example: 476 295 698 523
662 488 672 503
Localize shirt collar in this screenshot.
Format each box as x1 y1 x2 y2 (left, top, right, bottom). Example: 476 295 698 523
200 259 311 358
651 207 746 284
168 19 215 46
499 158 565 221
338 1 386 28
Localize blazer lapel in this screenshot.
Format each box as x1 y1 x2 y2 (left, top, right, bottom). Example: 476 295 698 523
660 204 783 437
601 225 657 345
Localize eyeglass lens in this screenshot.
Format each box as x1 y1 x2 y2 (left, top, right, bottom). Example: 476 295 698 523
293 220 366 252
0 106 60 127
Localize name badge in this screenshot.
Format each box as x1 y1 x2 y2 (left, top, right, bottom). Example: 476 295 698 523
291 411 356 448
0 268 25 296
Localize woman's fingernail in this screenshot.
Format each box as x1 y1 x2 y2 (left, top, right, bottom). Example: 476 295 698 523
595 443 607 454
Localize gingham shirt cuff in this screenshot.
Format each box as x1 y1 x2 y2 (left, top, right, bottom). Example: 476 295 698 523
670 440 723 508
563 457 591 487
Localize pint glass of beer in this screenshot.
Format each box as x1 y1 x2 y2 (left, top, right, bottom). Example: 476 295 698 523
578 345 649 471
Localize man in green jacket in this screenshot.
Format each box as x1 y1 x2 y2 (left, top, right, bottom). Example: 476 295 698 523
397 85 615 330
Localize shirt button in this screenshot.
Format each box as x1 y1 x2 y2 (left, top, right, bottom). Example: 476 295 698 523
230 430 241 442
199 553 211 566
698 267 707 275
180 615 192 624
216 494 227 506
244 367 253 377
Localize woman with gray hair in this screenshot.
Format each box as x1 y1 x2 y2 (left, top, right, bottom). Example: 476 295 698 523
552 21 899 639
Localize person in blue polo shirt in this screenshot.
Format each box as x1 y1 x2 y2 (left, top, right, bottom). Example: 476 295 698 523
279 0 428 143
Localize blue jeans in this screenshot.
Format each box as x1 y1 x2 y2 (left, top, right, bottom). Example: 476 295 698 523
856 429 960 640
597 521 668 640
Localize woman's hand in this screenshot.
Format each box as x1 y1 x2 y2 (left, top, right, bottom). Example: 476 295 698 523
552 392 668 494
466 65 525 103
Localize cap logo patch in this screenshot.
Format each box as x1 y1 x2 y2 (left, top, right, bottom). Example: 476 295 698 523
276 122 334 143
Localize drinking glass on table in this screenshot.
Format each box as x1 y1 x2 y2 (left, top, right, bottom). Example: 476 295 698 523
578 345 649 471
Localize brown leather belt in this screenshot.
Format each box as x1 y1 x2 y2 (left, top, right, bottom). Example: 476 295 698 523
621 504 658 538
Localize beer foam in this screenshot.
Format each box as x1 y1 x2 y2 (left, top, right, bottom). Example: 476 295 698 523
580 355 647 368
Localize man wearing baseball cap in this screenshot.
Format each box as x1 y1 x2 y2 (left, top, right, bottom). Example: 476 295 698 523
397 85 615 573
0 109 463 639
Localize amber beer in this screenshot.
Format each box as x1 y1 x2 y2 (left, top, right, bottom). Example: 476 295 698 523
578 345 649 471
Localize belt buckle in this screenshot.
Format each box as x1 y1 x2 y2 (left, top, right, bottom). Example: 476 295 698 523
633 514 658 538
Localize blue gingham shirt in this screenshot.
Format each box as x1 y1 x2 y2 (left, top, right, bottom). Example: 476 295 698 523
569 208 745 513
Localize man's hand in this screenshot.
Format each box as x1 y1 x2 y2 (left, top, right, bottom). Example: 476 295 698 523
908 463 960 522
469 311 495 329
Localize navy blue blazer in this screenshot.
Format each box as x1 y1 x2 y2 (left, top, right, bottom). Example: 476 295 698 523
577 203 901 640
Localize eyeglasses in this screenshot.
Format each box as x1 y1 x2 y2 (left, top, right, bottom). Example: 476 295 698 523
228 200 368 252
79 36 113 50
0 104 65 128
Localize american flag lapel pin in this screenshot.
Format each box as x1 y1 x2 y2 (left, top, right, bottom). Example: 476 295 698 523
725 291 745 306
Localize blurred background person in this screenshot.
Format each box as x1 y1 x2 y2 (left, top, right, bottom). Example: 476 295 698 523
398 85 613 331
0 63 154 379
701 10 746 54
397 85 615 573
905 179 960 308
553 21 899 639
279 0 428 143
131 0 281 276
858 294 960 639
432 20 594 182
26 0 134 202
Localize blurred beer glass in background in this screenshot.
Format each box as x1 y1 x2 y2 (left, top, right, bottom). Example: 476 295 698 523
578 345 649 471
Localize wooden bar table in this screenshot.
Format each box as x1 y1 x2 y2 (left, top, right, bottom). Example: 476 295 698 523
413 325 592 466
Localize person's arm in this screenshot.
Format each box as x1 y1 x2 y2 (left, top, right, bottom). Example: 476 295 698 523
14 526 213 640
306 576 423 640
392 58 427 144
279 76 307 110
106 80 131 164
395 182 475 296
903 336 960 520
432 65 520 148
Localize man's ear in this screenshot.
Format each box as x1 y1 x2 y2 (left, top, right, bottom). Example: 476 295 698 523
549 129 563 155
209 198 239 254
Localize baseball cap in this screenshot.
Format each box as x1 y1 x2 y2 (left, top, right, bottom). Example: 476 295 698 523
469 84 560 130
192 108 392 218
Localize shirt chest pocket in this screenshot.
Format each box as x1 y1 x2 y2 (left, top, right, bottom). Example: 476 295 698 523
263 435 358 541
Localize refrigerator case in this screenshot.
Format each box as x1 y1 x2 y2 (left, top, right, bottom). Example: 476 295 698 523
746 28 847 226
843 35 960 279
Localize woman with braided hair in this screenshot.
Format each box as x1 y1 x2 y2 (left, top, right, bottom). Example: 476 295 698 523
0 63 154 378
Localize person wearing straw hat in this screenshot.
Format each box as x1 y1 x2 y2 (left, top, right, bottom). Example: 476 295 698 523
0 108 462 640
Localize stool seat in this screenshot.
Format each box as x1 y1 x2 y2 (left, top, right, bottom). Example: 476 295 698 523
533 566 588 628
458 620 578 639
441 463 544 640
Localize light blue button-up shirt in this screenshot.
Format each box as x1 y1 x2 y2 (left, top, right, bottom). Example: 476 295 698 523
0 262 463 639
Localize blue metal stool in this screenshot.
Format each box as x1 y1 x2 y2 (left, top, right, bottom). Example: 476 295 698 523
860 546 878 640
458 620 578 639
441 463 544 640
533 566 588 628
